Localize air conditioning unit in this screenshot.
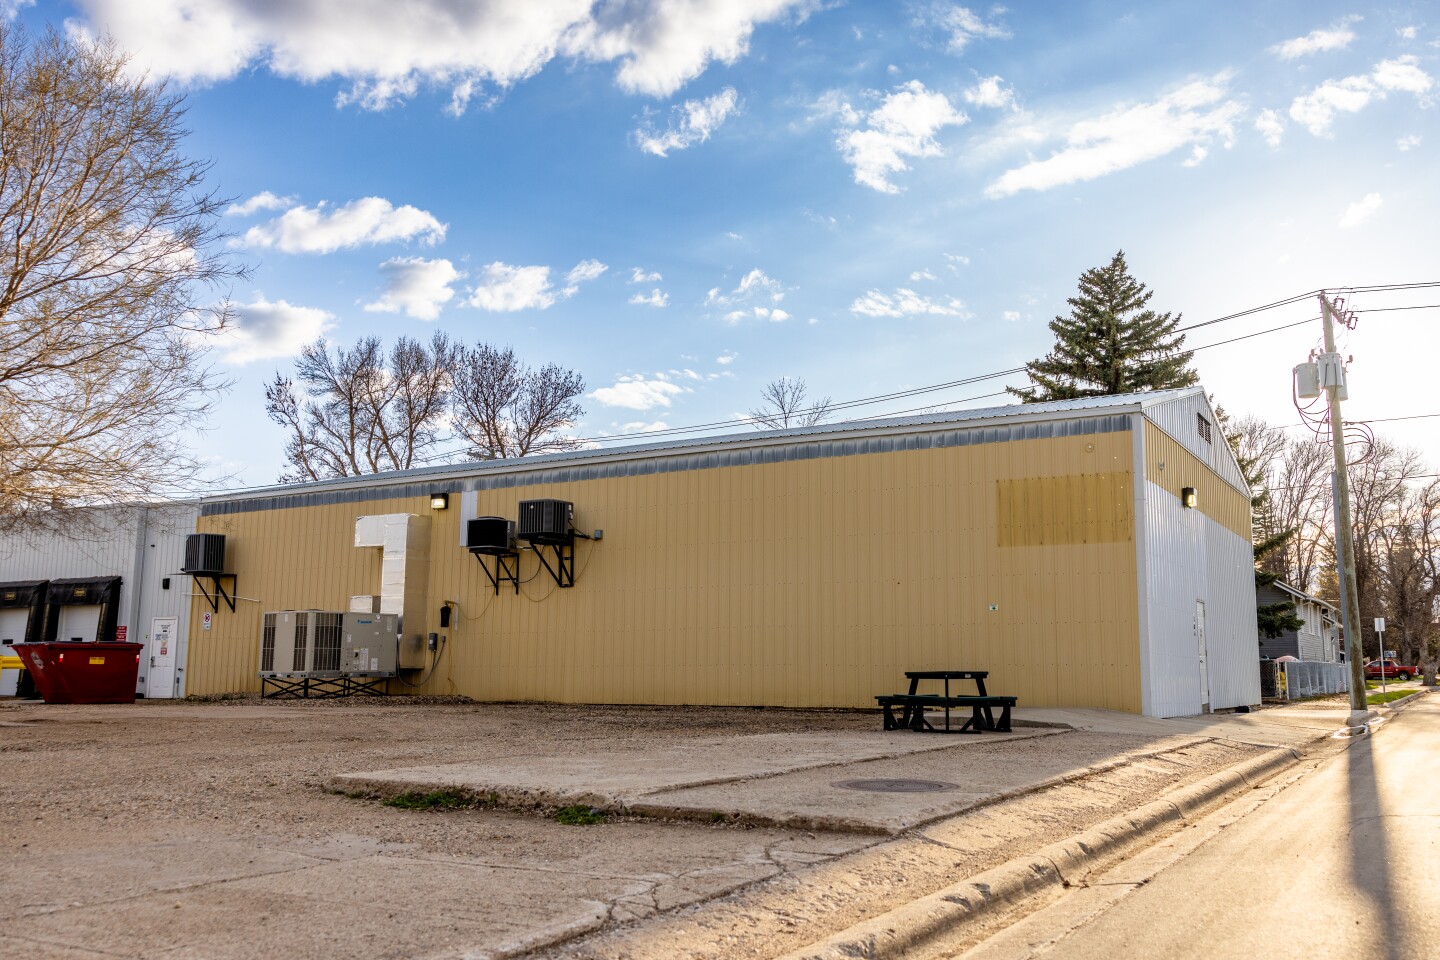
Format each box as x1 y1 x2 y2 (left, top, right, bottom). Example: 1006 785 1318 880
182 534 227 576
467 517 516 555
341 612 399 677
258 610 344 677
517 499 573 545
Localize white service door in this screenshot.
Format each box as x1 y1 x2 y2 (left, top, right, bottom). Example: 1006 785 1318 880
1196 600 1210 711
56 605 103 643
147 617 178 699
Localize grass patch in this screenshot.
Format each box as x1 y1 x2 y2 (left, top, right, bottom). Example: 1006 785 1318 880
1367 690 1419 706
556 805 607 825
383 789 480 810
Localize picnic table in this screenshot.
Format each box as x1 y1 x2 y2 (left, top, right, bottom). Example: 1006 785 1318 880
875 670 1015 733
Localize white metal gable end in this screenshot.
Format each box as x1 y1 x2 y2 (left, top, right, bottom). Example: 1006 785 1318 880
1134 403 1261 718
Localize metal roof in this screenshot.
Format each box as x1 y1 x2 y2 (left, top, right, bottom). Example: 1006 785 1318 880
203 386 1207 504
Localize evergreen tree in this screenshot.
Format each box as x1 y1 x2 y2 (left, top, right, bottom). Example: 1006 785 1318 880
1010 251 1198 403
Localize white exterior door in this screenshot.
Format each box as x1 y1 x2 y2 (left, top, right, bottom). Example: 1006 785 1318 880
147 617 178 699
1196 600 1210 711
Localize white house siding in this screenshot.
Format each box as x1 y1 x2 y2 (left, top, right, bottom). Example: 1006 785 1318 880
1140 478 1260 717
1144 393 1250 493
0 504 197 697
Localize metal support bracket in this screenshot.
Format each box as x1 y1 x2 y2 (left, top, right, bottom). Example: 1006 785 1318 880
532 541 576 588
190 573 237 613
473 551 520 595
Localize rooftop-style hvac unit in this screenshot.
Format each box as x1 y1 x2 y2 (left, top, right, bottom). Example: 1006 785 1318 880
340 612 399 677
467 517 516 555
517 499 573 545
258 610 344 677
182 534 227 576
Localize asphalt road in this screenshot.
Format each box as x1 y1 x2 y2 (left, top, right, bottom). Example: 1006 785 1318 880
958 695 1440 960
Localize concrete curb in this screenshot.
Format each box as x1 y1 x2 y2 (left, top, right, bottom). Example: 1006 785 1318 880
773 745 1302 960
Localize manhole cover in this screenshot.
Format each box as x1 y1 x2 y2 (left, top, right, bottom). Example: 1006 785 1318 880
831 778 959 793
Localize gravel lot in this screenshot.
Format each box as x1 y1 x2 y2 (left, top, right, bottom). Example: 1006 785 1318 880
1 696 1264 959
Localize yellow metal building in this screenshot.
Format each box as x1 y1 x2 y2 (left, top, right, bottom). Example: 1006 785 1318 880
185 388 1260 717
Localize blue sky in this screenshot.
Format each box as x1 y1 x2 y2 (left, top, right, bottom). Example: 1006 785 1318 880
18 1 1440 486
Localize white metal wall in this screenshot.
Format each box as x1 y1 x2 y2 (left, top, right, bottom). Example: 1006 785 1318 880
0 504 197 697
1144 392 1249 492
1139 478 1260 717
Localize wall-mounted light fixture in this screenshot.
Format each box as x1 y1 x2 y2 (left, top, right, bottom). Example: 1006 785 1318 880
430 491 449 511
1181 486 1198 509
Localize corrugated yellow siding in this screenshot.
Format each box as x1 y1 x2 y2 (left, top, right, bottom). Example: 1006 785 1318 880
1143 422 1250 538
189 430 1142 711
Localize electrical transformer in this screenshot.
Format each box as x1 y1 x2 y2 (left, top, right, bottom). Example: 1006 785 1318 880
341 612 399 677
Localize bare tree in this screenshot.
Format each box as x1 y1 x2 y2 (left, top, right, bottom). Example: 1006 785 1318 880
750 377 833 429
451 344 585 460
266 334 459 481
0 25 244 525
1378 479 1440 684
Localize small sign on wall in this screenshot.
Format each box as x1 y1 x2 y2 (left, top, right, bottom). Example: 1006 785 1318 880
202 612 213 631
115 625 127 642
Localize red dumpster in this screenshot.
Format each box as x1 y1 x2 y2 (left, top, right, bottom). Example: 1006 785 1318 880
11 642 143 704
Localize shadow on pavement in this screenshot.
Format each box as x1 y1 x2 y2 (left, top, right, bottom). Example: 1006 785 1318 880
1347 728 1405 960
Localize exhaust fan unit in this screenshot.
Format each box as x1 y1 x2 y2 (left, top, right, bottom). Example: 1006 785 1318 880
517 499 573 545
182 533 227 576
467 517 516 555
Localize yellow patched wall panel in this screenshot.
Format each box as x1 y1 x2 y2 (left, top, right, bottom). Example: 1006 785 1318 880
188 429 1143 712
1143 422 1250 538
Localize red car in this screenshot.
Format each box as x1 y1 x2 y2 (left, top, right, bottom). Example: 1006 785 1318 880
1364 659 1416 681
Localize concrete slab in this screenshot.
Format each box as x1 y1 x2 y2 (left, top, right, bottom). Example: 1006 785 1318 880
328 729 1055 816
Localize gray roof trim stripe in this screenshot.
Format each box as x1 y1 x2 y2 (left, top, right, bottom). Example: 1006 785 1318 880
201 413 1133 516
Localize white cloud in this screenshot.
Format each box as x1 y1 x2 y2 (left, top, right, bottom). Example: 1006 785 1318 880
67 0 810 107
963 75 1015 109
1290 56 1435 136
850 288 966 318
716 351 737 365
2 1 35 20
467 262 559 312
218 296 334 364
619 420 669 433
944 252 969 267
919 4 1011 54
629 267 662 283
1254 108 1285 147
910 269 937 281
725 231 744 240
1397 134 1422 150
629 289 669 307
363 256 461 321
709 268 786 309
1182 144 1208 167
224 191 294 216
1002 310 1020 322
986 74 1242 198
566 259 609 285
234 197 445 253
1270 17 1361 59
836 80 968 193
636 86 740 156
591 374 686 410
1339 192 1383 228
1399 26 1417 40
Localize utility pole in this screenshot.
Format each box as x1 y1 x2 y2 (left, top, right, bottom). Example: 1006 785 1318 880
1317 292 1369 726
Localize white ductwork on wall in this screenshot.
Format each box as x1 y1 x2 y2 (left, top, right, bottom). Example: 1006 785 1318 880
354 514 431 669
